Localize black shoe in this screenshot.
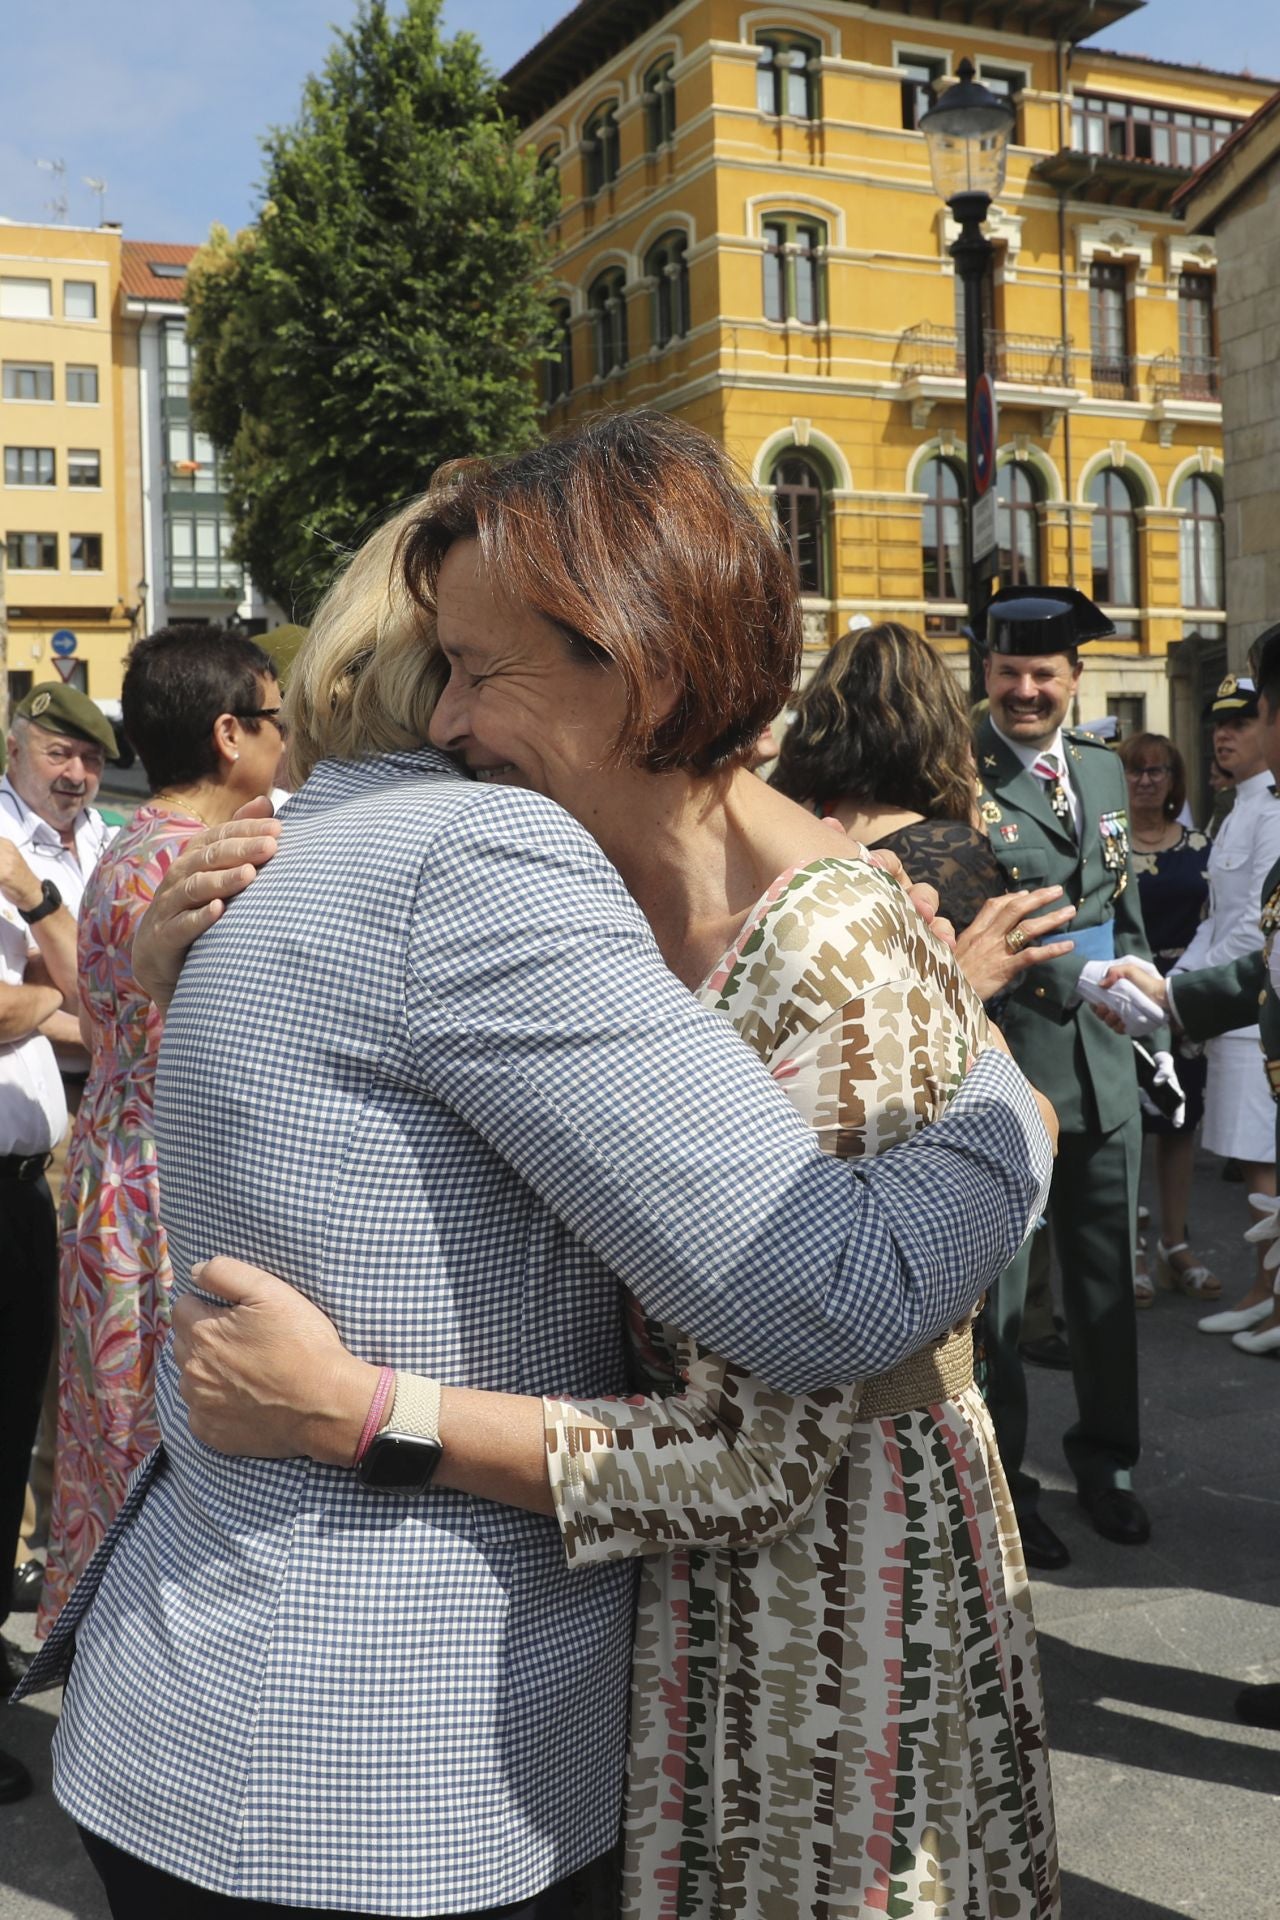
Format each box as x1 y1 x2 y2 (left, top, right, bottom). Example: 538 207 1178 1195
0 1749 32 1804
0 1637 33 1692
1235 1683 1280 1730
10 1559 43 1614
1020 1332 1072 1370
1078 1486 1151 1545
1018 1512 1071 1571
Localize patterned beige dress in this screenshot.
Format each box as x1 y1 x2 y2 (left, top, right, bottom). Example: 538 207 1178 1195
544 858 1058 1920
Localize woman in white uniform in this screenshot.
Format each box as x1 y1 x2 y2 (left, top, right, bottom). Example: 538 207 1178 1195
1172 673 1280 1314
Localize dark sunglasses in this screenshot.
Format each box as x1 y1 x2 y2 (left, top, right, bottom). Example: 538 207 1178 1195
236 707 289 739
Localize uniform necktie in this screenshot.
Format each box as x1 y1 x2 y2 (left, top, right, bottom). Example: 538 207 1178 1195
1033 752 1075 838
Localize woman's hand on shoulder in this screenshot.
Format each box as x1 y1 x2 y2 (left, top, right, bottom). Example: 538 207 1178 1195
954 887 1075 1002
827 823 957 948
132 797 282 1014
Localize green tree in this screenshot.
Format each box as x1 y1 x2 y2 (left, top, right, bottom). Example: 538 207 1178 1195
187 0 556 611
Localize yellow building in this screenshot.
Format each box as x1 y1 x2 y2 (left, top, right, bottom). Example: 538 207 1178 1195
505 0 1274 759
0 220 136 707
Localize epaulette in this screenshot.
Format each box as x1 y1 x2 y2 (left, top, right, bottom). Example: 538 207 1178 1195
1064 727 1111 748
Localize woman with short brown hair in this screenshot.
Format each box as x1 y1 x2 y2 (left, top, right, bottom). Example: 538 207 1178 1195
108 414 1063 1919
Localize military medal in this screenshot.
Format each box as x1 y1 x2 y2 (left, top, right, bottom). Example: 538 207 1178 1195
1099 809 1131 899
980 797 1002 826
1000 823 1020 842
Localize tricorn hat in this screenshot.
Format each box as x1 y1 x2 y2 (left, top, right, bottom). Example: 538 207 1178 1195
983 585 1115 656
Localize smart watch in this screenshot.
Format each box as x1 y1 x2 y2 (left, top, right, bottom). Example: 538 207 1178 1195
357 1372 443 1494
19 879 62 926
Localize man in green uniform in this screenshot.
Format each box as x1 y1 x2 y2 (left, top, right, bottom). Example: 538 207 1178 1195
1105 620 1280 1729
977 586 1167 1570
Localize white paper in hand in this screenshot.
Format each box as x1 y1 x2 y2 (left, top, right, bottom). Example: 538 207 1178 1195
1075 960 1166 1037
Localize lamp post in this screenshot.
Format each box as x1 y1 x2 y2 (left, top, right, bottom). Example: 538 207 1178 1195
920 59 1016 695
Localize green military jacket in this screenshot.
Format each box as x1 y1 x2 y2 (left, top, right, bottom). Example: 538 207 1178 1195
976 714 1167 1135
1171 854 1280 1090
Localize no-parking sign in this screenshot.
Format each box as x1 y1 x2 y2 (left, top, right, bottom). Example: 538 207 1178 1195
971 373 997 497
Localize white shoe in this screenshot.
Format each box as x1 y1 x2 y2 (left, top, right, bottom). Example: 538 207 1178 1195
1199 1300 1273 1333
1231 1322 1280 1354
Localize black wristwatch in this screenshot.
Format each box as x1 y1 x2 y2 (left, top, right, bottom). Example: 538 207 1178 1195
19 879 62 926
358 1429 443 1493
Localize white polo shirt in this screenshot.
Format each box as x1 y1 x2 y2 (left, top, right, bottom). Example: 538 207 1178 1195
0 774 115 923
0 893 66 1156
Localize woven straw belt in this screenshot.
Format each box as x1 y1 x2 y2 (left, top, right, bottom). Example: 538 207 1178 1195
857 1323 975 1420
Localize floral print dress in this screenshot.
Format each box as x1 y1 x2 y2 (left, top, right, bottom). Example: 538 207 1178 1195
37 804 203 1636
544 857 1058 1920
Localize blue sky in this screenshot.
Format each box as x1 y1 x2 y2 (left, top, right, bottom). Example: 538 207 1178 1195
1 1 1277 245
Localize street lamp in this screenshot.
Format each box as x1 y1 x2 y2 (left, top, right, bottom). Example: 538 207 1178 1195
920 59 1016 690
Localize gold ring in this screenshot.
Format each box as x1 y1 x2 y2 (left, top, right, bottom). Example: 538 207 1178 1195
1005 926 1028 954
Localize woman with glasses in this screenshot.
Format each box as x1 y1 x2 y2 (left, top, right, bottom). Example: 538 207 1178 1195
1117 732 1216 1304
36 627 283 1635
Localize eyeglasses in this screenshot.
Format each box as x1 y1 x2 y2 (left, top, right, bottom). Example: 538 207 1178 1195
236 707 289 740
1128 765 1172 782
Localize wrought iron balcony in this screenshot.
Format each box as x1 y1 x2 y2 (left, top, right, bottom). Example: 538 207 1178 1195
1150 352 1220 402
1089 353 1136 402
896 324 1073 388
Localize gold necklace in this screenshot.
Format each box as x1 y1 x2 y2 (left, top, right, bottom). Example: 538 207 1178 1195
1131 822 1176 850
150 791 216 829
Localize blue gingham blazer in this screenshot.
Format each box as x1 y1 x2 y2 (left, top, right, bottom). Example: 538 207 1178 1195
25 748 1050 1914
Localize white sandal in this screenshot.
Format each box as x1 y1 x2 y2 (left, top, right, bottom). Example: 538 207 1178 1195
1134 1235 1155 1308
1155 1238 1221 1299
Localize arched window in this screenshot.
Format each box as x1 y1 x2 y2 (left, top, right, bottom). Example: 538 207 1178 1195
583 103 620 195
1176 474 1223 609
756 32 820 120
1089 467 1139 607
588 268 628 378
920 456 967 604
996 461 1041 586
770 451 829 596
645 232 690 349
762 216 825 326
542 300 572 406
644 55 676 151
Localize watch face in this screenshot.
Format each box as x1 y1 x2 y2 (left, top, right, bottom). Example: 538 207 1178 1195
359 1432 443 1494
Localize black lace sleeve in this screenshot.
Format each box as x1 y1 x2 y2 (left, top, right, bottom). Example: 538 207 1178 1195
868 819 1007 936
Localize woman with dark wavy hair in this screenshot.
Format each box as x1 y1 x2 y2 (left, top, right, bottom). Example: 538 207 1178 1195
773 620 1007 934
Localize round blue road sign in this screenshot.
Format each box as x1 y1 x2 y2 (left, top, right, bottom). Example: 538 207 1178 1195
50 629 78 656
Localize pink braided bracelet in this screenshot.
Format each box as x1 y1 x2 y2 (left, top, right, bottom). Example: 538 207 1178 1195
354 1365 396 1467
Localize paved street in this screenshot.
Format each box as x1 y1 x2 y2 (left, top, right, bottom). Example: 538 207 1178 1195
1 1143 1277 1919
